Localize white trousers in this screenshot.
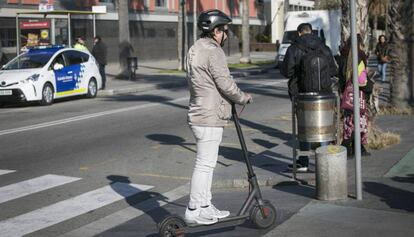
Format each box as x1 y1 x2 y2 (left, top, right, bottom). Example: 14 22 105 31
188 126 223 209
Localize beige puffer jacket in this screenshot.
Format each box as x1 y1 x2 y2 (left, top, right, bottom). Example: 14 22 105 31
186 37 250 127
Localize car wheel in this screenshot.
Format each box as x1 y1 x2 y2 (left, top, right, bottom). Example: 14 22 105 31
40 83 54 106
86 78 97 98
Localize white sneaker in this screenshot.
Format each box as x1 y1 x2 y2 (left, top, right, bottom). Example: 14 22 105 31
202 204 230 219
184 207 218 225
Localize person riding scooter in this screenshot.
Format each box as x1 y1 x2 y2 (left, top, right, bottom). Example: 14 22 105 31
184 9 252 225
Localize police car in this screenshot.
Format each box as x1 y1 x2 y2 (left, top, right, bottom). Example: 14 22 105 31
0 45 102 105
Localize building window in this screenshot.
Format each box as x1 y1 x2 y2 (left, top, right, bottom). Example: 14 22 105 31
155 0 166 7
0 28 16 47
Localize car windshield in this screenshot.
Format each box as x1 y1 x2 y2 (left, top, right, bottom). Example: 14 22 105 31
282 30 320 44
2 51 54 70
282 31 298 44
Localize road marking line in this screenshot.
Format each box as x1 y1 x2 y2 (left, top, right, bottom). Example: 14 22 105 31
59 183 189 237
0 174 81 204
79 158 120 171
0 169 16 176
0 97 189 137
0 182 153 237
128 172 191 181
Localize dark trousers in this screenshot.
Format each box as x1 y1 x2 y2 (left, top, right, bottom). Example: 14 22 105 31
298 141 330 167
99 64 106 89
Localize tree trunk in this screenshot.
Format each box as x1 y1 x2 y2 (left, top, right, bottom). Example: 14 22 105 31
340 0 350 47
117 0 132 75
388 0 411 108
177 1 184 71
240 0 251 63
410 0 414 102
340 0 369 49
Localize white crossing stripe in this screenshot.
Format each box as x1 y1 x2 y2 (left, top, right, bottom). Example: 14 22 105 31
0 174 81 204
0 169 16 176
0 182 153 237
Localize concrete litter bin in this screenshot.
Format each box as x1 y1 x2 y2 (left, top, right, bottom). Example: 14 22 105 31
315 145 347 201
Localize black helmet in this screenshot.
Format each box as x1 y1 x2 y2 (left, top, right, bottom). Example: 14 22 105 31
197 9 232 33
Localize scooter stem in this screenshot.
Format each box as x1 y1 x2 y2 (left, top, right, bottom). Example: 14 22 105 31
232 104 255 178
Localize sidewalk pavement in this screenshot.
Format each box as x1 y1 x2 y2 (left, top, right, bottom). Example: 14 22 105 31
98 52 276 96
218 114 414 237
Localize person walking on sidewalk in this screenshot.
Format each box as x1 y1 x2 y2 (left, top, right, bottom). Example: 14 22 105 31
92 36 107 90
280 23 337 172
375 35 390 82
339 34 373 157
74 36 88 52
185 9 252 225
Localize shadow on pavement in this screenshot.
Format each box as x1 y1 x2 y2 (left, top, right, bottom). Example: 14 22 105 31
240 118 292 144
146 133 233 167
106 175 175 228
391 174 414 184
364 180 414 212
104 94 187 110
272 181 315 199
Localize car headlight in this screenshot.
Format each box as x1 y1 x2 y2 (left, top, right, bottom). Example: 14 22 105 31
21 74 40 84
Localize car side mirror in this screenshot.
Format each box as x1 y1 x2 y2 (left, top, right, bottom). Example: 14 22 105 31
53 63 64 71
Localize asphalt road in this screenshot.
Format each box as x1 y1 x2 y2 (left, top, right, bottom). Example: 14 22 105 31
0 70 293 236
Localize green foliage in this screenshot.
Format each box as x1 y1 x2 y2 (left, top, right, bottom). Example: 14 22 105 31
255 33 271 43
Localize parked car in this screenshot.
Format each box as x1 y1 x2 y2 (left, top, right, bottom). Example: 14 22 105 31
0 45 102 105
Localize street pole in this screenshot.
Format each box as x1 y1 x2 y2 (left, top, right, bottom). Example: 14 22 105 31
350 0 362 200
193 0 197 44
15 15 20 55
68 13 72 47
240 0 251 64
93 14 96 38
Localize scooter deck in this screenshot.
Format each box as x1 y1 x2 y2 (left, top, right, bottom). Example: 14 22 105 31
186 214 250 228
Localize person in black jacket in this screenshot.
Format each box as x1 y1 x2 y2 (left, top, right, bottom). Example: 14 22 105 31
280 23 337 172
92 36 107 90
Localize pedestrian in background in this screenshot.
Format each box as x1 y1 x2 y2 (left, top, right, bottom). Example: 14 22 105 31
92 36 107 90
280 23 337 172
375 35 390 82
185 9 252 225
339 34 373 157
74 36 88 51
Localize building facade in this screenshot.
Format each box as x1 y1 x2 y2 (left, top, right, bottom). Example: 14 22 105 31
0 0 267 63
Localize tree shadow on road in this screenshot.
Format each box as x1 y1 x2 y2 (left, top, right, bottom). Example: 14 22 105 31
240 118 292 144
364 179 414 212
104 94 187 110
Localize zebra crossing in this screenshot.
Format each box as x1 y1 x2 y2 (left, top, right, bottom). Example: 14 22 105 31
0 169 154 237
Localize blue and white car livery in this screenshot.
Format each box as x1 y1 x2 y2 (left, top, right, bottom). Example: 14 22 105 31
0 45 102 105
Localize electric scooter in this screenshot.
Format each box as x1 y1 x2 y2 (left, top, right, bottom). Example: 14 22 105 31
158 104 277 237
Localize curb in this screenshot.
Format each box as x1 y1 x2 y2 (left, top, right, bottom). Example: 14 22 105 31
212 174 315 189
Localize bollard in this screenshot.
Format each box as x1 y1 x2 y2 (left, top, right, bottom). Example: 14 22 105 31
315 145 347 201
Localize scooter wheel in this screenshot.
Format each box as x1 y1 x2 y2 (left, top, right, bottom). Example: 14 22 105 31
250 200 277 229
158 214 187 237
